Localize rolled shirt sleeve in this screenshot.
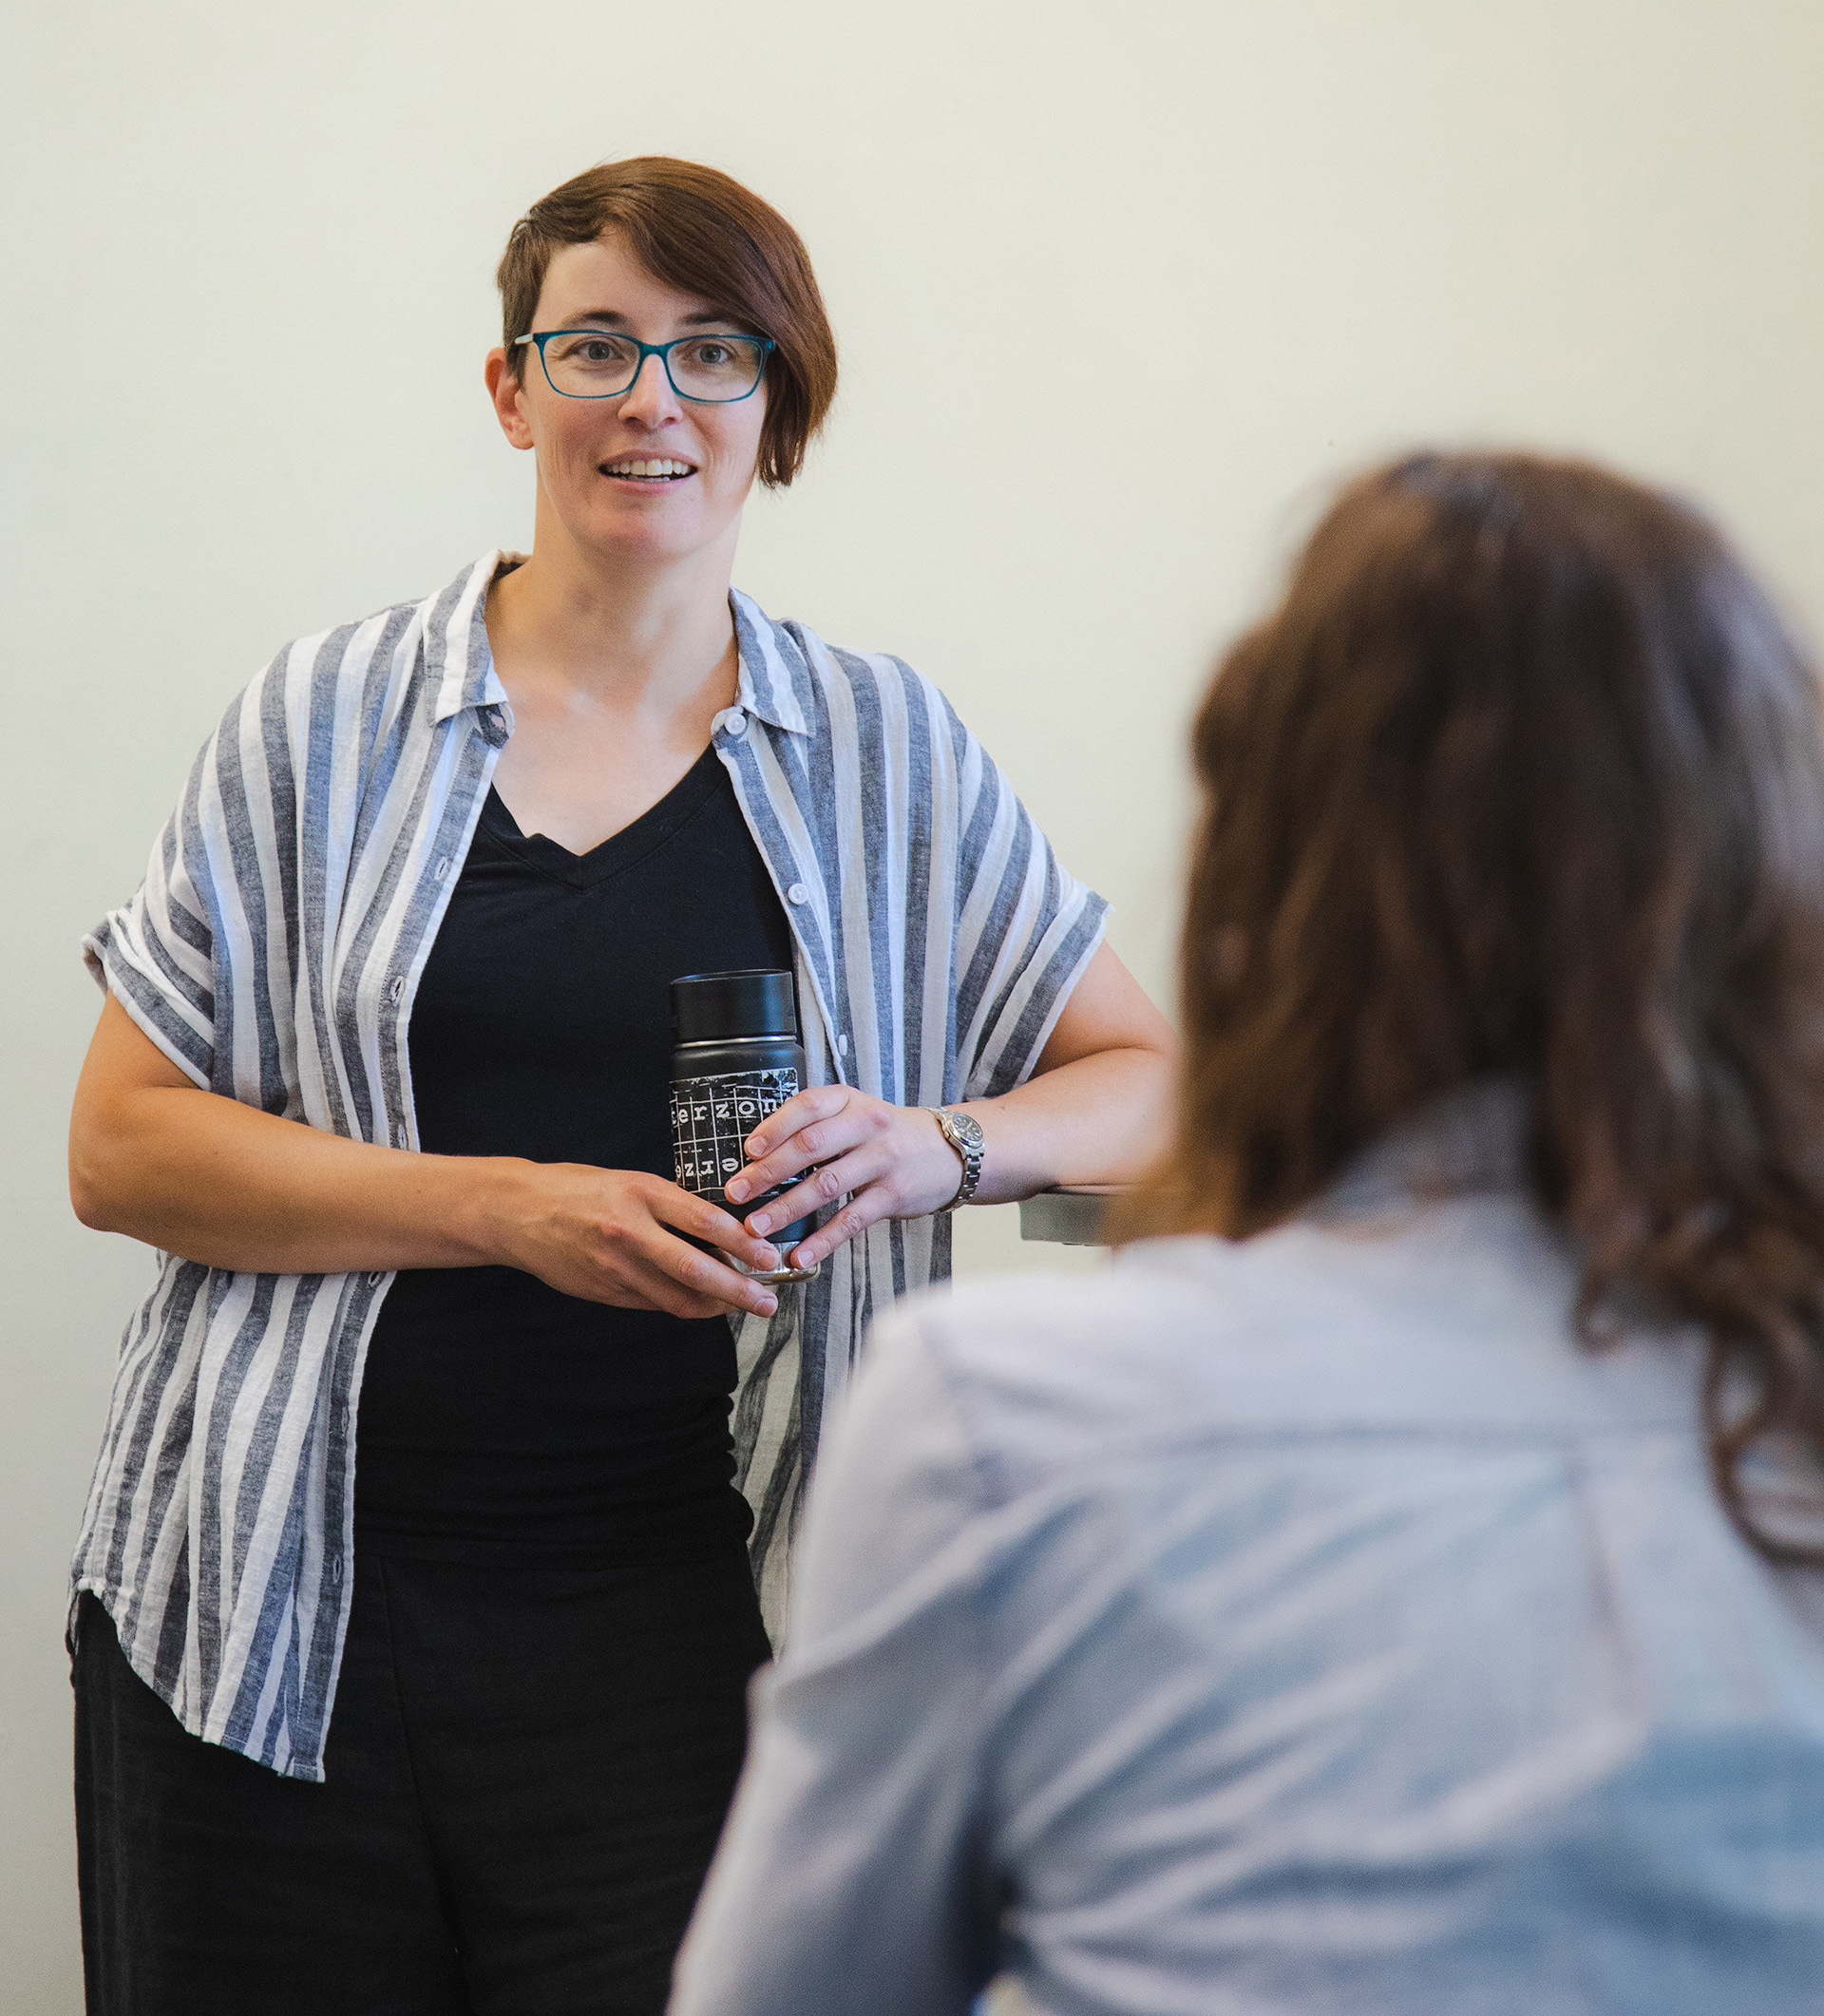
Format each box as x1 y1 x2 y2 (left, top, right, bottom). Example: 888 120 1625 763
940 699 1109 1103
83 731 223 1091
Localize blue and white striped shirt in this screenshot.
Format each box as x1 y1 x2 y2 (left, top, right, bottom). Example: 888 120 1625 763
75 551 1106 1780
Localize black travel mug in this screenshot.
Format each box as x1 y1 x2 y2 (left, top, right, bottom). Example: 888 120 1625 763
670 968 821 1285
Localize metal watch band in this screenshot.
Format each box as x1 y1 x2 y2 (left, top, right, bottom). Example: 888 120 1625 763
927 1106 984 1212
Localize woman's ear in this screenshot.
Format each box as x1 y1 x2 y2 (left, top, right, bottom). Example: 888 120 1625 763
484 349 536 452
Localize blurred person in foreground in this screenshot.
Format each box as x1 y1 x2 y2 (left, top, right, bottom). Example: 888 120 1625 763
671 451 1824 2015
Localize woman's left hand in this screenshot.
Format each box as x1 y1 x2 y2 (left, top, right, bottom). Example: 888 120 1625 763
725 1088 968 1269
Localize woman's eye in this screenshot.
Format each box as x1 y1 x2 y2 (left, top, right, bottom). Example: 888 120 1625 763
558 336 632 366
689 341 734 369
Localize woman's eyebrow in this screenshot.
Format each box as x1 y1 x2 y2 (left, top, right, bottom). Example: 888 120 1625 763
557 307 742 328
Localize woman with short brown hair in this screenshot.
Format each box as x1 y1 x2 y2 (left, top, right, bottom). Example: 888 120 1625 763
674 451 1824 2016
495 158 837 488
66 156 1170 2012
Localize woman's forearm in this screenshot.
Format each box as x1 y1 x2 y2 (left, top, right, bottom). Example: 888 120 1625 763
69 996 783 1318
732 945 1177 1265
70 1075 522 1275
965 1042 1172 1204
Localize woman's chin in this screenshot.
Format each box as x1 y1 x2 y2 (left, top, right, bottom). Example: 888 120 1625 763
569 504 730 572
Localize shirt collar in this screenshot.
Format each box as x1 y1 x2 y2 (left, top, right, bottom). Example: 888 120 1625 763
1314 1077 1530 1220
730 587 810 736
428 550 512 726
425 555 812 738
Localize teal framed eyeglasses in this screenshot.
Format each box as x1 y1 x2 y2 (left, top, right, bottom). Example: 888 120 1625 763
514 329 774 404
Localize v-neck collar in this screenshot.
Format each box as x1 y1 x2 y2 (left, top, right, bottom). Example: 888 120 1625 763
479 745 725 890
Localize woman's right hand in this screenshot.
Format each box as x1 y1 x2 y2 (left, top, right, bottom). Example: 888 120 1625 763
492 1163 783 1320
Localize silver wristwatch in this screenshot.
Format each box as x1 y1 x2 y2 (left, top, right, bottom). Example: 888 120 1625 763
927 1107 986 1212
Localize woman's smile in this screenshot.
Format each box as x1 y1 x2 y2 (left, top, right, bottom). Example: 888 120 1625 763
600 455 697 484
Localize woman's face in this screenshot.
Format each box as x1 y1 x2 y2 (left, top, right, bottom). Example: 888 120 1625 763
488 232 768 573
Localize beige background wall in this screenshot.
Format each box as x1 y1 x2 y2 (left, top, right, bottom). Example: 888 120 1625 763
6 1 1823 2004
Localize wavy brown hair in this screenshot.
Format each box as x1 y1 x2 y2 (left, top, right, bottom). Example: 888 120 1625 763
1129 450 1824 1558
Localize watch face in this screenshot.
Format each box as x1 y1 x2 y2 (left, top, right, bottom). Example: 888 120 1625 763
949 1111 986 1152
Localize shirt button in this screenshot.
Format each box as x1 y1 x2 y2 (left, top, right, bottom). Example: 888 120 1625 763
395 1123 409 1150
389 975 406 1003
719 708 748 737
837 1033 849 1057
787 883 810 905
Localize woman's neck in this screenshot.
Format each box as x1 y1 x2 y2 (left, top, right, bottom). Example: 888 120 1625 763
479 516 745 855
485 517 740 722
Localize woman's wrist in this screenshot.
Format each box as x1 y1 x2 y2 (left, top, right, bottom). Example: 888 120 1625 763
927 1106 985 1210
434 1153 540 1270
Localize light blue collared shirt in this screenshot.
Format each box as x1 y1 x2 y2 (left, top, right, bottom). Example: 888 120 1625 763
674 1093 1824 2015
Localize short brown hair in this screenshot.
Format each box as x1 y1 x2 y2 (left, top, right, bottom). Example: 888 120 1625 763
1132 450 1824 1560
496 157 838 488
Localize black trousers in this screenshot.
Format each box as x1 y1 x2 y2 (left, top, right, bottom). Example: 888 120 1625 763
72 1542 771 2016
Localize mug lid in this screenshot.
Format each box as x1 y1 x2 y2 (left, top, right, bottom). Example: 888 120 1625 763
671 968 798 1043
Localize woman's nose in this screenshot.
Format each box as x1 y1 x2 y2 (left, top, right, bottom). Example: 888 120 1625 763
618 352 682 427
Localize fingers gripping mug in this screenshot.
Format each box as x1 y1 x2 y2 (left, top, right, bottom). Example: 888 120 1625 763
670 968 821 1285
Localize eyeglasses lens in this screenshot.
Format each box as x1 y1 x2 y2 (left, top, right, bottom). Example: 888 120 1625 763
542 333 765 402
670 337 765 400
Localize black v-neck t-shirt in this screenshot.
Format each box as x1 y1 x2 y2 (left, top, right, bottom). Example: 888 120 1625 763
353 746 794 1560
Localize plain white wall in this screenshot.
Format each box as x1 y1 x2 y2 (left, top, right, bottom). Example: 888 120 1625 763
7 1 1824 2004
